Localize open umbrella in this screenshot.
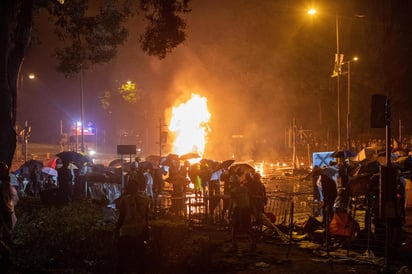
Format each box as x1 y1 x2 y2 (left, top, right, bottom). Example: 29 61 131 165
230 162 255 174
56 151 91 167
139 161 156 170
162 154 179 166
331 150 357 158
145 155 161 165
22 159 43 172
108 158 128 169
41 166 58 177
179 152 201 161
216 159 235 171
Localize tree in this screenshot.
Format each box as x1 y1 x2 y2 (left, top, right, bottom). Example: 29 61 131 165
0 0 191 166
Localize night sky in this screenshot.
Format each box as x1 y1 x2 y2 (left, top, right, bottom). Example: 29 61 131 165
18 0 412 160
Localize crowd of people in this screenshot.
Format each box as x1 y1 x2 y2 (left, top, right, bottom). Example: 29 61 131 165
111 157 268 272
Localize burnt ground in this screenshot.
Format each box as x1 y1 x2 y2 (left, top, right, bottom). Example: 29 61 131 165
196 208 412 274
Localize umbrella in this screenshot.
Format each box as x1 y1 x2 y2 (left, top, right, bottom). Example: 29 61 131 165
108 158 128 169
87 172 108 183
162 154 179 166
56 151 90 166
41 166 58 177
145 155 162 165
179 152 201 161
230 162 255 174
200 159 219 170
22 159 43 171
139 161 156 170
216 159 235 171
331 150 357 158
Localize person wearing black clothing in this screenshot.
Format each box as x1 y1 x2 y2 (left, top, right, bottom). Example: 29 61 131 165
114 180 149 273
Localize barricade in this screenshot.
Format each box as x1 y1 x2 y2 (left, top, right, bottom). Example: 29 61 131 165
265 191 313 225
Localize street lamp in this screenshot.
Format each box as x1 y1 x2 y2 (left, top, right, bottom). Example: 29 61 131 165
307 7 365 150
308 8 342 149
17 72 36 162
341 56 358 150
80 68 85 153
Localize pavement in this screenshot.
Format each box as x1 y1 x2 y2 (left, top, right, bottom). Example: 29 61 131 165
205 207 412 274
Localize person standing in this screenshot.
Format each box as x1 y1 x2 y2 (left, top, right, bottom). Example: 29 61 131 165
245 172 267 232
57 162 73 204
114 180 150 273
229 175 256 252
0 162 19 273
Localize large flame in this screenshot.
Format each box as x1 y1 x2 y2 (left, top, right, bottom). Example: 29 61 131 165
169 94 211 156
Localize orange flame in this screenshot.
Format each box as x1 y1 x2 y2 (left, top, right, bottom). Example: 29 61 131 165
169 94 211 156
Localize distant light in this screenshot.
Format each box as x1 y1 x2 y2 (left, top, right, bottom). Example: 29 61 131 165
353 56 359 61
28 73 36 80
307 8 317 15
88 150 96 156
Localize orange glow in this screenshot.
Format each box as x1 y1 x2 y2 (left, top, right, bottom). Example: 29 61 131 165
169 94 211 156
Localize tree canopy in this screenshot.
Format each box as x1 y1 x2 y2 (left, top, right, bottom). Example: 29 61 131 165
0 0 191 166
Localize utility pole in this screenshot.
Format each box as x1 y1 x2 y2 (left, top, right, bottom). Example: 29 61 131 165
23 120 31 162
158 118 167 157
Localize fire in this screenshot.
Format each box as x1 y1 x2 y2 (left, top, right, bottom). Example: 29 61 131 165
169 94 211 156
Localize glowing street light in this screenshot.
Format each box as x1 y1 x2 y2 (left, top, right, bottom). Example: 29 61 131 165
341 56 358 150
307 7 365 150
308 7 343 150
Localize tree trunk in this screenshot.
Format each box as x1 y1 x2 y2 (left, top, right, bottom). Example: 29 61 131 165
0 0 33 167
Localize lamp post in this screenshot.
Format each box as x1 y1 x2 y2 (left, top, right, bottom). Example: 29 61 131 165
17 72 36 161
308 8 342 149
342 57 358 150
335 13 342 150
80 68 85 153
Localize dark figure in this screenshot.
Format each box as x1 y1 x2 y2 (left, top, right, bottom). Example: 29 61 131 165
208 168 223 222
114 180 149 274
220 169 232 224
152 166 166 216
127 163 146 191
245 172 267 232
168 161 187 215
57 163 73 204
73 164 89 200
0 162 18 273
310 166 322 217
200 162 211 196
30 165 42 196
336 159 351 211
229 175 256 252
319 174 338 226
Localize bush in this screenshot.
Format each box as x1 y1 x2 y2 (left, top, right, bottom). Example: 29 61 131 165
9 197 215 273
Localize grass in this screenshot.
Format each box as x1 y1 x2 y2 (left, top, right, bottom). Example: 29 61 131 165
8 196 213 273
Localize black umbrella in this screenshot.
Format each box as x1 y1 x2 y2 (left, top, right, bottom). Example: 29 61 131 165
230 163 255 174
139 161 157 170
162 154 179 166
108 158 128 169
179 152 201 161
145 155 161 165
200 159 219 170
22 159 43 173
331 150 356 158
56 151 91 166
216 159 235 171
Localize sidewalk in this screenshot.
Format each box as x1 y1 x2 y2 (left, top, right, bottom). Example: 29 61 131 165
205 208 412 273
